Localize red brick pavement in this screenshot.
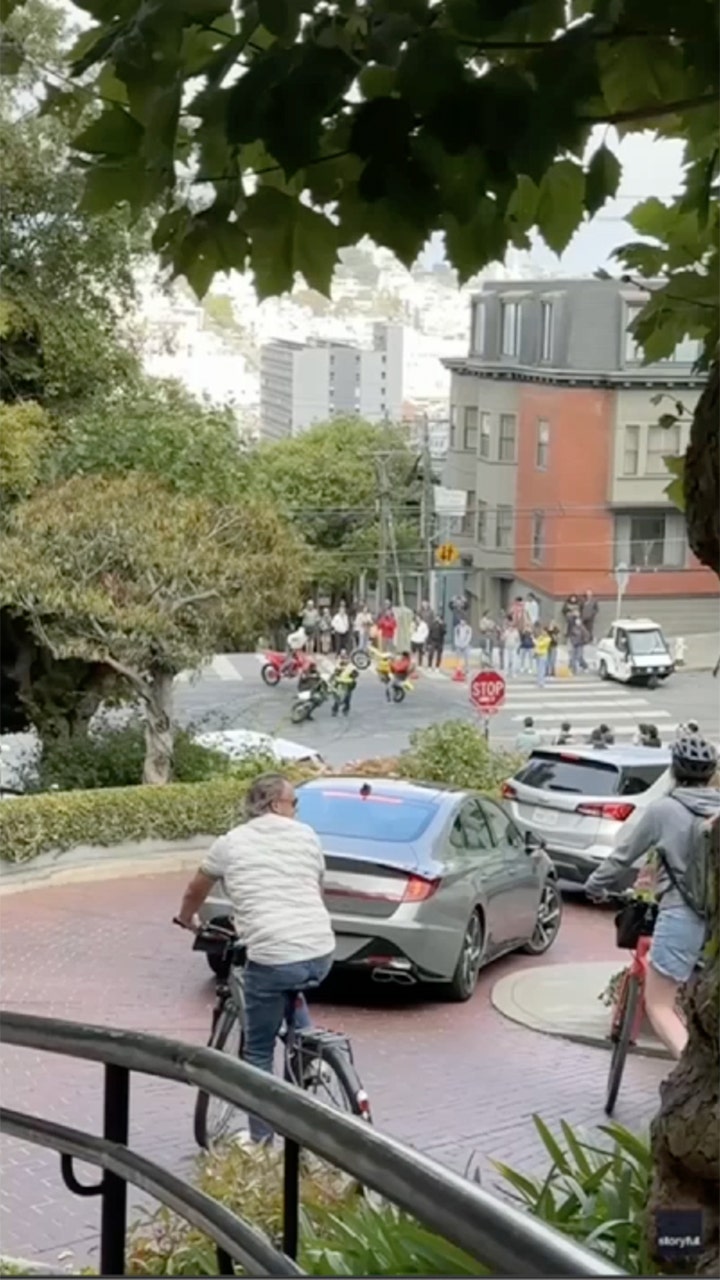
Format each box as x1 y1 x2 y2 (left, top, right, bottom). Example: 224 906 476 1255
0 873 667 1269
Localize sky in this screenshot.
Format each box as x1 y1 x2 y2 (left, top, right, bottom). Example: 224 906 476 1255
423 131 685 278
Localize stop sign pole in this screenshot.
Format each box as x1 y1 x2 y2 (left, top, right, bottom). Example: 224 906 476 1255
469 669 507 741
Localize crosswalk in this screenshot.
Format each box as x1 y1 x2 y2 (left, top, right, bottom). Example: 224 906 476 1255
495 678 678 743
175 655 243 684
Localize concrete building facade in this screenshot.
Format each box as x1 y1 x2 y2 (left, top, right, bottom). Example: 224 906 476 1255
442 279 718 634
260 324 403 440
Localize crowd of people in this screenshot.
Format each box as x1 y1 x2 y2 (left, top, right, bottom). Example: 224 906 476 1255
475 589 600 684
515 718 702 754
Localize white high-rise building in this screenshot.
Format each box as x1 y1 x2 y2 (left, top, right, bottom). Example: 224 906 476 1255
260 324 403 440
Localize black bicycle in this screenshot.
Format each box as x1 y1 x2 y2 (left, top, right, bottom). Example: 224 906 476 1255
181 923 372 1151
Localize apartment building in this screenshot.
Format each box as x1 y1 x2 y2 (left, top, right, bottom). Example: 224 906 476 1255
259 324 403 440
442 279 717 633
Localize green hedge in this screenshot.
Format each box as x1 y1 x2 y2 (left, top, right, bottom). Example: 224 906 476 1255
1 775 257 864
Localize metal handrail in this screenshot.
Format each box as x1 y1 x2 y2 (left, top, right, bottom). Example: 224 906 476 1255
1 1107 299 1276
0 1010 625 1277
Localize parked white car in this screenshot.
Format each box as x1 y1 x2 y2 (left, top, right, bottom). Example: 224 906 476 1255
596 618 675 688
192 729 323 766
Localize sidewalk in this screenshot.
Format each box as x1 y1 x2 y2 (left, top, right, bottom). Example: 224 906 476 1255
491 961 670 1059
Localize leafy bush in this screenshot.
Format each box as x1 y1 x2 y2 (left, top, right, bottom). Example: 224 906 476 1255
21 724 232 792
399 721 521 794
494 1116 651 1275
126 1143 485 1277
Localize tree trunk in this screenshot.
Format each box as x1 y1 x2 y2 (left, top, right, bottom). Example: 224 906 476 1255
683 359 719 576
142 667 175 786
646 816 720 1274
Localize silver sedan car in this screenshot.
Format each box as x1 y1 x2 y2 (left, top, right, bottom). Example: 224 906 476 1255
197 776 562 1001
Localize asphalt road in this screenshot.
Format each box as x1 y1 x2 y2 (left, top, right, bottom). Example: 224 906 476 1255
175 655 719 766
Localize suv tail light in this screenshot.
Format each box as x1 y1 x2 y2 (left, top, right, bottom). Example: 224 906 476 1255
402 875 440 903
576 801 636 822
501 781 517 800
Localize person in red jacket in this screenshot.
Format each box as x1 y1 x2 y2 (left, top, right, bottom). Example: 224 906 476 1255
376 604 397 653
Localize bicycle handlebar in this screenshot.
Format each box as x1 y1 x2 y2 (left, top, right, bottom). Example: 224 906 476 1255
172 916 237 942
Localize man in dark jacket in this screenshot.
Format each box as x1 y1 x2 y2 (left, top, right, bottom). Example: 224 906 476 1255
580 590 599 642
427 616 446 670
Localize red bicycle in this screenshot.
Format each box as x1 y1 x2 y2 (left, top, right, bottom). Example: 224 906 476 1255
604 893 657 1116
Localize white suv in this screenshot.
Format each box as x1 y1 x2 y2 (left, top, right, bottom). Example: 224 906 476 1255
502 744 671 884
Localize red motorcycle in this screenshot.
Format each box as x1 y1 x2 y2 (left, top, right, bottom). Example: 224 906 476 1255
260 650 312 687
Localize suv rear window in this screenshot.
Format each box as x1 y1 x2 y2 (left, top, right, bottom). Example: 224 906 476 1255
515 753 621 796
297 789 436 842
618 764 668 796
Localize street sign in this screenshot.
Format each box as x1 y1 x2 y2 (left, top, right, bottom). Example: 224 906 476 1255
436 542 460 566
470 670 506 714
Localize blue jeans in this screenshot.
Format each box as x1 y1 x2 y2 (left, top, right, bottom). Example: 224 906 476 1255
535 654 548 686
243 953 334 1142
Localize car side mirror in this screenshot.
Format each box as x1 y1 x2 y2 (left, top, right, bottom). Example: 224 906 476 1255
525 830 546 855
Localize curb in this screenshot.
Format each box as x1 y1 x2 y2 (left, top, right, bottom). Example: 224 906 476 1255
0 841 207 895
0 1257 73 1276
491 963 672 1061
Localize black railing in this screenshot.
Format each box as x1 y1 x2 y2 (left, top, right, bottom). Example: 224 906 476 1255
0 1011 625 1277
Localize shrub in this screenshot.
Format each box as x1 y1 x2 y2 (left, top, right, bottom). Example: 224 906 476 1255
21 724 232 793
494 1116 651 1275
126 1143 485 1277
398 721 521 793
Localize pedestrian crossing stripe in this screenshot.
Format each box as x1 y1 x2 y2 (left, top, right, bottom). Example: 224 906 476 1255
175 655 241 683
510 710 672 722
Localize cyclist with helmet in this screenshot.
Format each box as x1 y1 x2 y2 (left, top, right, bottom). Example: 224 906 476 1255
585 732 720 1059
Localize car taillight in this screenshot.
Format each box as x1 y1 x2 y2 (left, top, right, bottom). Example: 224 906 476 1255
402 875 440 903
501 781 517 799
576 801 636 822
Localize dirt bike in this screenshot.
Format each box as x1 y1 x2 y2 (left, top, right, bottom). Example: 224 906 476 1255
260 650 312 687
290 675 333 723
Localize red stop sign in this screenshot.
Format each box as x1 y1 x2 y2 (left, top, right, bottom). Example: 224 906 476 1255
470 670 506 713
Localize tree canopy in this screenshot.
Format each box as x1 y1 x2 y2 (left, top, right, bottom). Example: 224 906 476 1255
4 0 715 307
245 418 423 595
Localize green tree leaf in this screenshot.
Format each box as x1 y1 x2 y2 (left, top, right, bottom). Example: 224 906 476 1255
73 105 144 157
585 143 621 216
243 187 339 297
536 158 586 253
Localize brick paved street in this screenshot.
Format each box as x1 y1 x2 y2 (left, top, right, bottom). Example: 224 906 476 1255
0 872 667 1269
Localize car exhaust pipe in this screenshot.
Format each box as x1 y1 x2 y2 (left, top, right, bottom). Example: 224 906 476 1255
371 967 416 986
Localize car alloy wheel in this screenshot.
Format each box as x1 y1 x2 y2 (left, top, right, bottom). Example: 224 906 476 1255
450 912 484 1000
523 881 562 955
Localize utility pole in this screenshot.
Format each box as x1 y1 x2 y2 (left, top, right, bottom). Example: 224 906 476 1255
375 454 389 608
420 414 436 609
374 451 404 609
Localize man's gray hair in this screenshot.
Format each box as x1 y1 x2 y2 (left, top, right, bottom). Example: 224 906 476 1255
245 772 289 820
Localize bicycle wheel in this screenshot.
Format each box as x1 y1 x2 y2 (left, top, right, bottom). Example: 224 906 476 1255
604 973 640 1117
194 1004 245 1149
291 1038 376 1197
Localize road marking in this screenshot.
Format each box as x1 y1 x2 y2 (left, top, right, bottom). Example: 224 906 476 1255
510 710 672 722
503 696 650 708
212 655 241 681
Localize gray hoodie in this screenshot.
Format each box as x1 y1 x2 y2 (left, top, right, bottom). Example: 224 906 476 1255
585 786 720 909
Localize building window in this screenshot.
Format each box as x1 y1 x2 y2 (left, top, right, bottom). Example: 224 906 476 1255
462 489 476 536
449 404 457 448
496 505 513 550
472 302 486 354
536 418 549 469
646 422 682 474
479 412 491 458
540 301 554 362
476 500 487 545
614 510 687 569
500 302 521 357
532 511 544 563
622 424 640 476
463 406 478 451
498 414 517 462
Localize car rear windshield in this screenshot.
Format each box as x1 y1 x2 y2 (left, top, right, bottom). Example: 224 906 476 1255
297 789 436 842
515 753 621 796
515 753 669 797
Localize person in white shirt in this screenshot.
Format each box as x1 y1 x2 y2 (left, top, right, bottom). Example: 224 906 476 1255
410 614 429 665
523 593 540 629
354 602 374 651
331 603 350 654
454 618 473 677
175 774 335 1144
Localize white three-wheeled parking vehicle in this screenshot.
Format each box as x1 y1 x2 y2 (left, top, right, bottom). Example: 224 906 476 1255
596 618 675 688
